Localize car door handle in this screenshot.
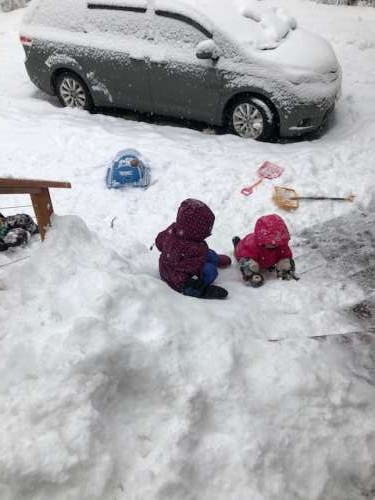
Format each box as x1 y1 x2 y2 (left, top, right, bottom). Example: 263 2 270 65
129 56 151 63
149 55 167 64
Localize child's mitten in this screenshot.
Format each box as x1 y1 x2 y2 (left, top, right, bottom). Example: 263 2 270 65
217 254 232 268
239 258 264 287
248 272 264 288
232 236 241 248
276 258 298 280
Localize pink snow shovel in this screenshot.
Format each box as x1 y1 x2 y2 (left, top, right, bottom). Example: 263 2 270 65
241 161 284 196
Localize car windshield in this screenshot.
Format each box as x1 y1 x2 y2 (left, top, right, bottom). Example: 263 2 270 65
154 0 297 52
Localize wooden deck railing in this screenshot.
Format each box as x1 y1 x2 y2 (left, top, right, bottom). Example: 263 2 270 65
0 178 71 240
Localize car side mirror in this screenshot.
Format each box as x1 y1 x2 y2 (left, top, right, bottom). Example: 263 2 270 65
196 40 221 61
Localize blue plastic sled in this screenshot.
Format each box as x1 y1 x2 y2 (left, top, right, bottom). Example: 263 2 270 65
106 149 151 189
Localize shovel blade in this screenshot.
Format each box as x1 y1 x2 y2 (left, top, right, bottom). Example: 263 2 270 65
258 161 284 180
273 186 300 210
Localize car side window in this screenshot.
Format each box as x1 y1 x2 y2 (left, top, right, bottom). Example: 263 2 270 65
152 11 211 48
86 3 149 39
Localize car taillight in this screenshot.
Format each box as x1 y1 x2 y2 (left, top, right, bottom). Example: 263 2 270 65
20 35 33 47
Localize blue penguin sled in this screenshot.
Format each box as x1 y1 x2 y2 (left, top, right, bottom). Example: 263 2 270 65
106 149 151 189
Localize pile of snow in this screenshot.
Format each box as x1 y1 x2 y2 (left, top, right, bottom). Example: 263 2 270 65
235 0 297 48
0 217 126 499
1 217 375 500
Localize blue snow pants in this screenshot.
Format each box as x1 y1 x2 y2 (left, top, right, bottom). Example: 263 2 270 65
202 249 219 285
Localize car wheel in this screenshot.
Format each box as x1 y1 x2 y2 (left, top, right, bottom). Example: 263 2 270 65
228 97 275 141
55 72 93 111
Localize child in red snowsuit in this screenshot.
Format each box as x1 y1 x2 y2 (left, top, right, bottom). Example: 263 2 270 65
232 214 296 287
155 199 231 299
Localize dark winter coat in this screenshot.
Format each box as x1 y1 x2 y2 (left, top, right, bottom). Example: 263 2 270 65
155 199 215 291
235 214 293 269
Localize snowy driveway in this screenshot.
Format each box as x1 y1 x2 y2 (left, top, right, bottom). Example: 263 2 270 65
1 2 375 500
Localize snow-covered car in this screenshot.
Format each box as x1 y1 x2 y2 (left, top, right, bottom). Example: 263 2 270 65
20 0 342 141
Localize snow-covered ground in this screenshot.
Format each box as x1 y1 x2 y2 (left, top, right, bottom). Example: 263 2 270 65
1 2 375 499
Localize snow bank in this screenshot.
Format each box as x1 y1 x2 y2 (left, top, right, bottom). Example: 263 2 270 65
0 217 374 500
0 217 127 499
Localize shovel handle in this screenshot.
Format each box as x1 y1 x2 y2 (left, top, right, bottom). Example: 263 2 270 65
241 178 264 196
290 194 355 202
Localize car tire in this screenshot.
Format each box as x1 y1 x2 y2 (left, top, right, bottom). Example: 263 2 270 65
55 71 93 112
227 96 276 141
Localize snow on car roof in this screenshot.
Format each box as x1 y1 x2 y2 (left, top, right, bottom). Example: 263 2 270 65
154 0 297 50
23 0 296 50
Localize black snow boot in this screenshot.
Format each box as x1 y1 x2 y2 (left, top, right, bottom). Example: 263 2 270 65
0 239 8 252
182 277 228 300
232 236 241 249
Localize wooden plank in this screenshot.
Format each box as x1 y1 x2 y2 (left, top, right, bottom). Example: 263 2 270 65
0 178 71 189
30 188 54 241
0 187 43 195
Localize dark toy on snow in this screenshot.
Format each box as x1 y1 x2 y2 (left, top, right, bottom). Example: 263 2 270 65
0 213 38 251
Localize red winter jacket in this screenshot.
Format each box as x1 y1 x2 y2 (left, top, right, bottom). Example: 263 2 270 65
155 199 215 291
235 214 293 269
